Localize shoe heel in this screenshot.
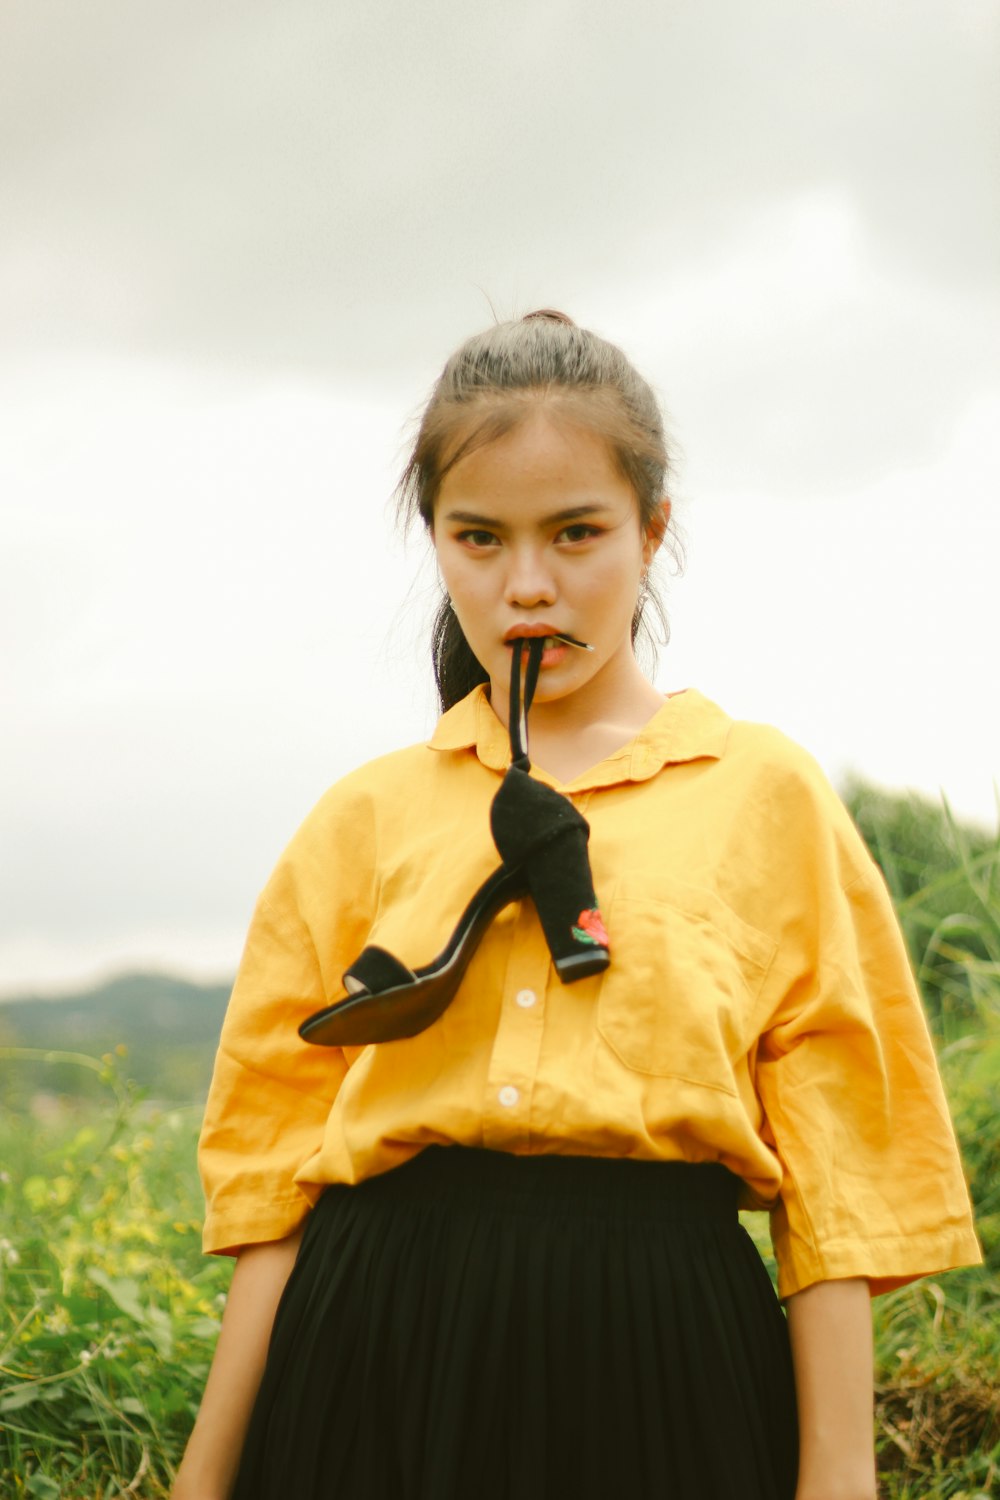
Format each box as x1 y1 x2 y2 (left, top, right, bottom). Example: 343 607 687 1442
490 764 609 982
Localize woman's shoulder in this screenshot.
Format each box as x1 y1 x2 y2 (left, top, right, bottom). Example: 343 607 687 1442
258 736 450 905
699 696 875 883
727 716 829 786
299 737 444 829
688 692 835 793
674 689 860 834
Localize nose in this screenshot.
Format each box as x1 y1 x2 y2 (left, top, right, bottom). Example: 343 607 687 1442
503 543 557 610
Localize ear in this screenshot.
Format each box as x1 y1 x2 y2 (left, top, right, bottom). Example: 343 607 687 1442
642 498 671 566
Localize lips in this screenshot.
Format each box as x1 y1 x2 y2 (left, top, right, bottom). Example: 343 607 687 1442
503 624 563 643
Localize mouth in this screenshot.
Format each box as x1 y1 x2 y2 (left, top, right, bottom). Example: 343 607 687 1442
505 633 560 653
504 623 559 643
503 627 594 651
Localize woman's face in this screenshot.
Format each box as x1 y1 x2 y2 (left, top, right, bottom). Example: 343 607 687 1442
433 406 666 709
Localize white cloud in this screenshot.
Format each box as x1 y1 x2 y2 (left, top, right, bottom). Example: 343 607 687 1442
1 0 997 990
586 189 1000 495
659 388 1000 824
0 355 442 992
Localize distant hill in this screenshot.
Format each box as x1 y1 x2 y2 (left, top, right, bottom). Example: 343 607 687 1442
0 972 232 1105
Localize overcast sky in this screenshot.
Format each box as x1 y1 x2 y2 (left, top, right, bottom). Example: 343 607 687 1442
2 0 998 996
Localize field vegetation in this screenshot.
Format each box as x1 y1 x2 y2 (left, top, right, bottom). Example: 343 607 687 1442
1 781 998 1497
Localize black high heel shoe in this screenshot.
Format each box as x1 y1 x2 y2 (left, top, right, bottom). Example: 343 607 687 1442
299 636 610 1046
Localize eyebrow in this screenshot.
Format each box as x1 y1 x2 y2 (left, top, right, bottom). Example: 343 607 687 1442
441 504 607 528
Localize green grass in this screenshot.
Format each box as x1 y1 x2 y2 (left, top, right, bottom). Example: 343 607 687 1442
865 791 1000 1498
2 790 999 1497
1 1051 997 1497
0 1054 231 1498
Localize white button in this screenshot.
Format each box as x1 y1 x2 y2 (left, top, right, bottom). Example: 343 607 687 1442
514 988 537 1009
498 1085 520 1108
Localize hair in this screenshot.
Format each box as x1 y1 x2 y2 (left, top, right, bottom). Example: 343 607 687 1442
395 309 676 711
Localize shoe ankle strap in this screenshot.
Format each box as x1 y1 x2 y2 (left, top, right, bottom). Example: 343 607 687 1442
508 637 544 770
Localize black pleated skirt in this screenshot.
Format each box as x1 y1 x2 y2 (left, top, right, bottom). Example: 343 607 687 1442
232 1147 798 1500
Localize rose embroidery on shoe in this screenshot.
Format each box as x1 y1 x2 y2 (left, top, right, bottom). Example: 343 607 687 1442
572 908 609 948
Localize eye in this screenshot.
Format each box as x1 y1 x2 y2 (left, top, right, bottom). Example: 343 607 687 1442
556 523 601 544
456 529 500 548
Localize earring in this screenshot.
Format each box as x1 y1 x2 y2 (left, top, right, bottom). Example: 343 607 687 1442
637 568 650 611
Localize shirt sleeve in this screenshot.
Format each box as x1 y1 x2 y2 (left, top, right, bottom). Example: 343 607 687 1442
750 759 982 1300
198 775 377 1255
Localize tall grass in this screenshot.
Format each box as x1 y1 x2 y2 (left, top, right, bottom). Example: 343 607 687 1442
0 1053 230 1498
849 785 1000 1497
1 788 998 1497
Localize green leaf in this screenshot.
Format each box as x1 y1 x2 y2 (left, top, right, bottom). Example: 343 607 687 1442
0 1381 59 1413
0 1385 37 1413
86 1267 145 1323
22 1175 49 1211
25 1476 62 1499
69 1399 101 1421
144 1303 174 1359
188 1316 222 1340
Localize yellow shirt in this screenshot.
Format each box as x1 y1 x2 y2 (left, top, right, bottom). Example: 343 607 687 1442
198 686 982 1298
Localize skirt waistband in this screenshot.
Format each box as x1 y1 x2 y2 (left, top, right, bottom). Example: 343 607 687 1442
349 1146 740 1224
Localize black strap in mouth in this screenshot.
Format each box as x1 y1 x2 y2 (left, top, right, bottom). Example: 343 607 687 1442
508 637 545 770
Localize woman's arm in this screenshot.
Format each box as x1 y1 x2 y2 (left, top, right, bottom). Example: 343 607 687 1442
785 1277 877 1500
170 1225 305 1500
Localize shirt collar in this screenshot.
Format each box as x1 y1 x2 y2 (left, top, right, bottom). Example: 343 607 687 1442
428 684 731 789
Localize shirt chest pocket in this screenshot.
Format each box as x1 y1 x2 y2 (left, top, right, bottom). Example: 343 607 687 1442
596 874 776 1090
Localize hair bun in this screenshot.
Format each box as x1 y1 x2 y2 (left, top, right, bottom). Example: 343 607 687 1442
521 308 576 327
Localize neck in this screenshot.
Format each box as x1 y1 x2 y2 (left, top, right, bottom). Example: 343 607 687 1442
490 645 664 747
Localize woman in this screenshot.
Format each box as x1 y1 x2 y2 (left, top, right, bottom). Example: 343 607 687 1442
172 311 981 1500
